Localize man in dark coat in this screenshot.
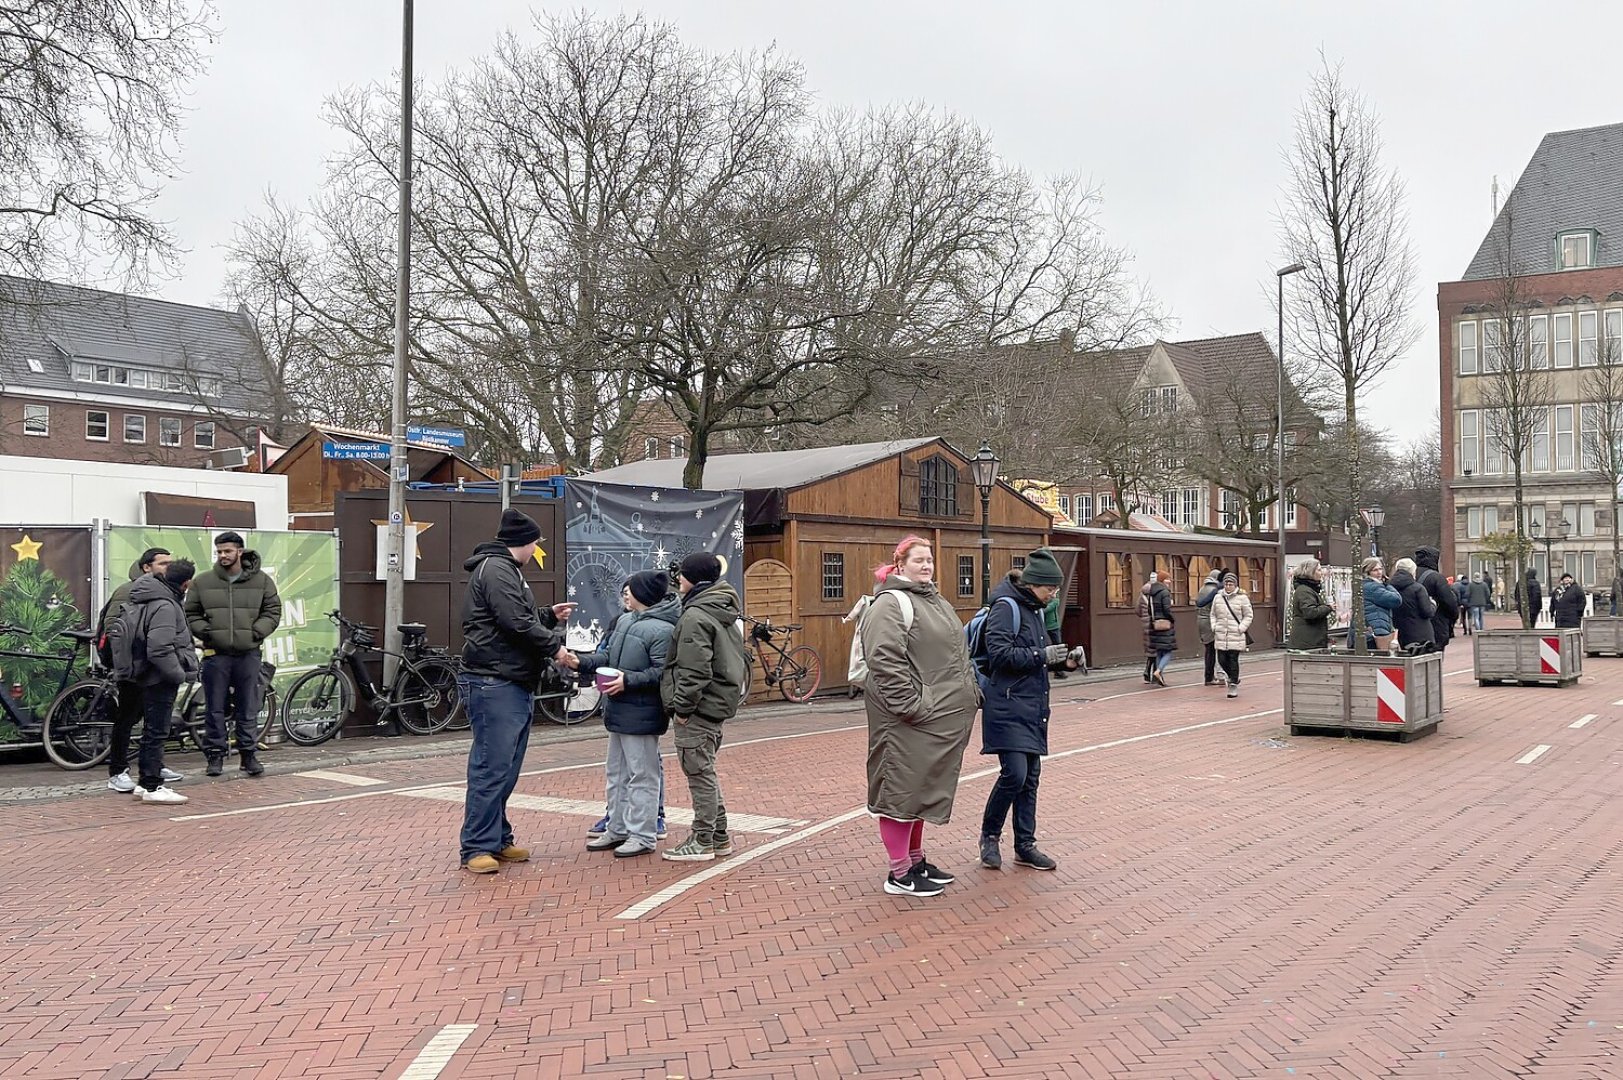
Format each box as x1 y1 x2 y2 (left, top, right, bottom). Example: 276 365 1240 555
1414 547 1459 650
1524 569 1543 627
99 547 180 794
458 510 574 873
1551 573 1587 628
108 560 198 804
1390 558 1437 648
184 531 282 777
1194 568 1223 685
978 550 1079 873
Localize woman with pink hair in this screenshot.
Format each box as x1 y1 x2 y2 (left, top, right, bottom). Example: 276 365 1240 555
859 535 980 898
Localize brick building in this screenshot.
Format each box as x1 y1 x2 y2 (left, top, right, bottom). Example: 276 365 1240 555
1441 121 1623 589
0 276 269 469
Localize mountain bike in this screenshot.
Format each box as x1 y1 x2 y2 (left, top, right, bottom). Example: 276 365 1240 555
280 613 461 746
743 616 822 703
533 656 604 726
1 623 108 768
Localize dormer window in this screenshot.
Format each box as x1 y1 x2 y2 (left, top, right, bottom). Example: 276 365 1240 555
1557 230 1596 270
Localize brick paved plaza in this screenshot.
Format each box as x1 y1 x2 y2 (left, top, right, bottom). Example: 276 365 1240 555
5 636 1623 1078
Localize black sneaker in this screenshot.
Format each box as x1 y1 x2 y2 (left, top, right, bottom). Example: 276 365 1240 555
883 868 944 897
910 859 954 885
1014 846 1057 871
240 755 264 777
979 835 1001 870
205 756 224 777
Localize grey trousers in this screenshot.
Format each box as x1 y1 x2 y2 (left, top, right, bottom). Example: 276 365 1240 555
675 716 729 846
605 732 662 846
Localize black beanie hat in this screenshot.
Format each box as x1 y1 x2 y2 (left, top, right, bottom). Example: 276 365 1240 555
626 570 669 607
679 551 722 585
1022 547 1064 587
496 508 542 547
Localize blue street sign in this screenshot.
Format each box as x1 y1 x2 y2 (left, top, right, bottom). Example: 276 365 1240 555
407 424 466 448
322 440 391 461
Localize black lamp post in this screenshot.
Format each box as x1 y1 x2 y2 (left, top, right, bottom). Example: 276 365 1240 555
1363 505 1385 557
970 442 1000 605
1531 517 1570 597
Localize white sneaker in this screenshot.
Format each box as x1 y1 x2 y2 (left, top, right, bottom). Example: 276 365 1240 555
107 771 136 794
139 786 189 804
160 767 183 783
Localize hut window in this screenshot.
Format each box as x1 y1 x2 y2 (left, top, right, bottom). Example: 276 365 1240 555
1245 558 1266 600
1011 556 1025 571
1171 556 1190 604
1106 553 1131 608
821 553 845 601
918 455 960 517
957 556 975 597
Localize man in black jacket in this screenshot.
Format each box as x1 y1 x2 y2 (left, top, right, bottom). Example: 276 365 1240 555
108 560 198 804
458 509 575 874
1414 546 1460 651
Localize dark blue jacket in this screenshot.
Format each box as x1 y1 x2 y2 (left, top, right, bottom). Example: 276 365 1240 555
979 579 1051 756
578 595 680 735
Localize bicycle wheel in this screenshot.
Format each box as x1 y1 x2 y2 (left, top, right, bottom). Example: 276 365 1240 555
280 667 351 746
778 645 823 704
257 688 278 750
42 679 117 770
535 679 599 726
175 689 207 752
393 657 460 736
740 658 754 704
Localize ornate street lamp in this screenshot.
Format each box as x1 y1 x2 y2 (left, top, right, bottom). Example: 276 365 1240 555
971 442 1000 605
1363 505 1385 557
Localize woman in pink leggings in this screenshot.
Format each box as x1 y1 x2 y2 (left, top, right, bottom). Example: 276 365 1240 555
859 536 980 897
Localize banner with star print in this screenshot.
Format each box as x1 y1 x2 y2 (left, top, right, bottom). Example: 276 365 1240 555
563 480 745 643
0 527 93 740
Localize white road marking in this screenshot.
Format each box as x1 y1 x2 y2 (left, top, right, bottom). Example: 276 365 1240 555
293 769 386 787
394 787 805 834
1613 699 1623 707
398 1023 477 1080
1570 714 1598 729
1516 744 1553 765
612 706 1288 921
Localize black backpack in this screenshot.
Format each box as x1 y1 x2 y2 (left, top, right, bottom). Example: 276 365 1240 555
106 602 152 682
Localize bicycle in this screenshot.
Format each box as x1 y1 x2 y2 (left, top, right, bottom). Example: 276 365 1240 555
742 616 822 703
0 622 109 767
177 660 279 752
533 656 605 726
280 613 461 746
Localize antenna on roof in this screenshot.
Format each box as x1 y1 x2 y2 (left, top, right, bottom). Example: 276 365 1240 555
1491 176 1499 218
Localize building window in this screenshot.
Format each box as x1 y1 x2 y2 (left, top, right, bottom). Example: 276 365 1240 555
159 417 181 446
1606 309 1623 363
957 555 975 597
1484 319 1506 372
644 437 659 459
1558 231 1594 270
1582 404 1602 471
1555 405 1574 472
1483 410 1503 475
1528 314 1548 369
1160 491 1177 522
820 552 845 601
1467 507 1482 539
23 404 48 436
917 455 959 517
25 357 42 374
1483 506 1499 534
1161 387 1178 414
1284 488 1298 528
1553 313 1574 368
1011 555 1026 572
194 421 216 449
1181 487 1201 527
85 410 109 441
1583 551 1598 586
669 436 685 457
1530 408 1549 471
1459 410 1478 474
1580 502 1597 537
1099 493 1115 513
1077 493 1093 523
1580 311 1599 367
124 414 146 443
1058 494 1071 518
1458 320 1478 374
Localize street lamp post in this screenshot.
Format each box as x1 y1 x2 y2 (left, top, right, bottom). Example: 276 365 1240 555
1276 262 1306 623
1363 505 1386 558
970 442 1000 606
382 0 415 683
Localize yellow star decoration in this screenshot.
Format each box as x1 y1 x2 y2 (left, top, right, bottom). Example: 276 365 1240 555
370 508 435 558
533 545 546 569
9 534 41 562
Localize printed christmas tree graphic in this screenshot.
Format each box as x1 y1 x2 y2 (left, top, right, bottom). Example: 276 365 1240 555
0 538 84 740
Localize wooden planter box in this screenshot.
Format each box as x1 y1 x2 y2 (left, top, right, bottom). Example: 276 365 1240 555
1473 627 1584 686
1581 616 1623 657
1284 650 1445 741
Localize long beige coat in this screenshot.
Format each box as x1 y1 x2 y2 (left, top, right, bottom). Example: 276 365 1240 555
1210 587 1254 652
862 575 979 823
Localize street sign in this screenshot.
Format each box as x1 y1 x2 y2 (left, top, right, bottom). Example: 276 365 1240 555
322 440 390 461
407 424 466 448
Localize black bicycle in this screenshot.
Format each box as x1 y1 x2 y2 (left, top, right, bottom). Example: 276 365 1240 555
0 622 112 767
280 613 461 746
743 615 822 703
533 656 605 726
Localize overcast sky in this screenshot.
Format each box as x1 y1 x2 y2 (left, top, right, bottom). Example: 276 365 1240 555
148 1 1623 450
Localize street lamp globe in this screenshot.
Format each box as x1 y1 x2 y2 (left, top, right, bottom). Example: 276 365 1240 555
970 441 1000 494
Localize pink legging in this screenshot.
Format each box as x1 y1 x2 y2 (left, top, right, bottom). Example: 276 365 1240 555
878 816 925 876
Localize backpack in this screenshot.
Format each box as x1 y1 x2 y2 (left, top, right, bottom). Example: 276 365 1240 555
966 596 1023 676
106 601 152 682
850 591 914 689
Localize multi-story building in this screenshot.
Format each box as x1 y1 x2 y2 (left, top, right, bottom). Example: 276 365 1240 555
1441 121 1623 588
0 276 270 468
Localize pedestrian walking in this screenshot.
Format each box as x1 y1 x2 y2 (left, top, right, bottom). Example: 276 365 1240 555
1551 573 1587 628
1484 568 1497 610
861 535 979 897
574 571 678 859
1285 559 1334 650
1524 569 1543 626
1390 557 1437 649
1138 573 1177 685
1467 573 1491 632
1358 557 1401 652
1453 576 1471 636
1194 568 1223 685
1209 572 1253 698
99 547 184 794
107 560 199 804
457 509 574 874
660 552 749 863
184 531 281 778
978 549 1079 874
1414 547 1459 652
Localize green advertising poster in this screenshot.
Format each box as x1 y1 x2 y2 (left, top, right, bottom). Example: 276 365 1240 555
105 527 338 692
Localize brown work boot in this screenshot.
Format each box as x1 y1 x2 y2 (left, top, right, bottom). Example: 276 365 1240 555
495 845 530 862
462 854 500 874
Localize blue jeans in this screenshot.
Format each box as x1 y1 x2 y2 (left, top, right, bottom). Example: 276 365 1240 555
1472 606 1485 630
981 751 1042 849
201 651 261 759
1154 650 1173 674
459 675 534 862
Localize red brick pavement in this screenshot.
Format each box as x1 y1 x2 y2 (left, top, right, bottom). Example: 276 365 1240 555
4 644 1623 1078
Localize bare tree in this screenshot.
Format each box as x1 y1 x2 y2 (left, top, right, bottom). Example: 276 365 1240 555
0 0 216 282
1183 361 1321 533
1278 61 1418 651
1582 330 1623 606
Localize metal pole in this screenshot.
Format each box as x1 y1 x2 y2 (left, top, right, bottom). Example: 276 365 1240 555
1276 271 1288 633
383 0 414 684
501 463 517 512
979 489 992 606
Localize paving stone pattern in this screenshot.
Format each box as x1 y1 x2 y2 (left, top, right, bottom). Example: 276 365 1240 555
3 643 1623 1078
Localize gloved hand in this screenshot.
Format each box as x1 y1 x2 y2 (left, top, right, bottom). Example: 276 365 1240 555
1044 644 1071 666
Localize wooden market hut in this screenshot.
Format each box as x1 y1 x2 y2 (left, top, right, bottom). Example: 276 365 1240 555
582 438 1054 695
